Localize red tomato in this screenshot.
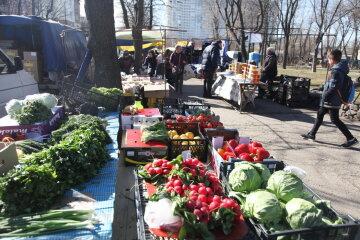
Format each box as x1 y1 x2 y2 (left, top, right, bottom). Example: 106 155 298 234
217 148 226 159
239 153 254 162
176 115 186 122
228 139 238 149
224 151 236 161
234 144 250 155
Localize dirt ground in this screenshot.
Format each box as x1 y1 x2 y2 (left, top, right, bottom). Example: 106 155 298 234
112 78 360 240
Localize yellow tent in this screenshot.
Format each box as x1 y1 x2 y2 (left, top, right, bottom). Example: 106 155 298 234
116 30 164 51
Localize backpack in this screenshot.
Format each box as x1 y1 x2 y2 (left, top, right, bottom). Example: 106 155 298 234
338 75 355 103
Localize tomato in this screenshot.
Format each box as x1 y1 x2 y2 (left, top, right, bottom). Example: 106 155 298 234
239 153 254 162
234 144 250 155
224 151 236 161
228 139 238 149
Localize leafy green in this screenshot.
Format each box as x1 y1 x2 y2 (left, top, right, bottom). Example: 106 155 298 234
266 170 305 203
243 190 284 226
141 122 168 143
0 164 62 216
88 87 122 111
229 162 262 193
14 101 52 125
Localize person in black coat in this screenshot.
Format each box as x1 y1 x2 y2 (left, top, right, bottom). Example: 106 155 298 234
302 49 358 148
143 50 157 77
259 47 278 97
201 40 222 98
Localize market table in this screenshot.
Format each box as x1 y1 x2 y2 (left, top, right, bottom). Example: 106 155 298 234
212 72 264 111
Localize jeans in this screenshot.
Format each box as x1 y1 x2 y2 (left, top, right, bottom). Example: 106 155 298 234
203 70 215 97
310 107 354 140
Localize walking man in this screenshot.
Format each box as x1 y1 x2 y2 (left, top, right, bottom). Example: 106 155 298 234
302 49 358 148
201 40 222 98
170 45 187 93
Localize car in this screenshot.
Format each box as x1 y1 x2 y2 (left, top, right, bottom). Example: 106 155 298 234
0 48 39 117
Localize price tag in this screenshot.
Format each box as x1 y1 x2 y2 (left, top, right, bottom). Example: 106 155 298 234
182 150 191 160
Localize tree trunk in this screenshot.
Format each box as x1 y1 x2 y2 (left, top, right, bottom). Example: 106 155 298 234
119 0 130 29
85 0 120 88
148 0 153 30
282 35 290 69
352 27 358 62
240 30 247 61
31 0 35 15
17 0 22 15
132 0 144 73
312 44 320 72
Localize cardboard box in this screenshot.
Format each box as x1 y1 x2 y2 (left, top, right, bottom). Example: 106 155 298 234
0 142 19 175
0 106 65 141
121 108 163 128
120 129 168 165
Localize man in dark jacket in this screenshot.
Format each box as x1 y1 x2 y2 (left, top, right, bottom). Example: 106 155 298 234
302 49 358 148
170 45 187 93
259 47 278 97
201 40 222 98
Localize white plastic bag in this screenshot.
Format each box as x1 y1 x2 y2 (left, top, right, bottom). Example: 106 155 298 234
144 198 183 232
284 166 307 180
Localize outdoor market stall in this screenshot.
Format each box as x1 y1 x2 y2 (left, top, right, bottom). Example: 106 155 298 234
213 63 263 111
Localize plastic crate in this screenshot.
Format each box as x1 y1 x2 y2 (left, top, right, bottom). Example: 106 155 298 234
167 122 207 162
204 128 239 142
156 98 183 119
220 161 360 240
180 98 211 114
277 75 311 107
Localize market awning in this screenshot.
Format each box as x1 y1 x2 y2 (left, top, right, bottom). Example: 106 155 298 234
115 29 164 51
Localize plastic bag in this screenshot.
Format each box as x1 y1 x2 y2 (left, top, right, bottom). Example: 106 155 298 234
144 198 183 232
284 166 307 180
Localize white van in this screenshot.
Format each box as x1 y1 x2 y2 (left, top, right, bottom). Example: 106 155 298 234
0 48 39 117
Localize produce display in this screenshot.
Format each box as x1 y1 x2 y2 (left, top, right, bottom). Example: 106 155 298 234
226 162 344 234
139 156 248 239
168 130 201 144
88 87 122 111
141 122 168 143
15 139 48 155
217 140 270 162
5 93 58 124
0 114 111 216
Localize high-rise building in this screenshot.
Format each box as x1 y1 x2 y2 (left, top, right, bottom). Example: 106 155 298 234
161 0 225 41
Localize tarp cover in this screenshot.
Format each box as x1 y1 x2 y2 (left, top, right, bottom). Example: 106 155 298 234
0 15 87 72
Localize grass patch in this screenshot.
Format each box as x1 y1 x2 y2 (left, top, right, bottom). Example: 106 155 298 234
278 66 360 87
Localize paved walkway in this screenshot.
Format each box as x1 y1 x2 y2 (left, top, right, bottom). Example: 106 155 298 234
182 78 360 219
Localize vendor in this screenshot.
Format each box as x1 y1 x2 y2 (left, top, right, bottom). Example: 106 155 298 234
119 51 134 75
259 47 278 98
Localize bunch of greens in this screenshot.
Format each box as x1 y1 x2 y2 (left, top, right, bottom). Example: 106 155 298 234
141 122 168 143
88 87 122 111
51 114 111 144
0 164 61 215
0 209 95 238
15 139 48 155
14 101 52 125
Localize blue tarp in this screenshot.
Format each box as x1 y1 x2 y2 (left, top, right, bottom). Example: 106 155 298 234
0 15 87 72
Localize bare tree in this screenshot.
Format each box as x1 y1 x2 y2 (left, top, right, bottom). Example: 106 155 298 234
119 0 130 28
349 0 360 65
85 0 120 87
310 0 344 72
132 0 144 73
215 0 264 60
274 0 300 69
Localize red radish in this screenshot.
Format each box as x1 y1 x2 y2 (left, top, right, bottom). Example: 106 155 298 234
234 144 250 155
173 180 182 186
209 201 220 211
162 169 170 174
239 153 254 162
190 195 198 202
154 167 162 174
198 194 207 202
198 187 207 195
228 139 238 149
148 167 156 175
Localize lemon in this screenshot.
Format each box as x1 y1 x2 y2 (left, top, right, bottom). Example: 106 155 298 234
172 135 180 140
189 141 196 145
185 132 194 139
193 136 201 140
181 141 189 145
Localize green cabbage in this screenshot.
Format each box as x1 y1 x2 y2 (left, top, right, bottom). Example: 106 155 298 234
285 198 325 229
229 162 262 193
266 171 305 202
5 99 24 118
24 93 58 109
252 163 271 186
243 190 284 226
